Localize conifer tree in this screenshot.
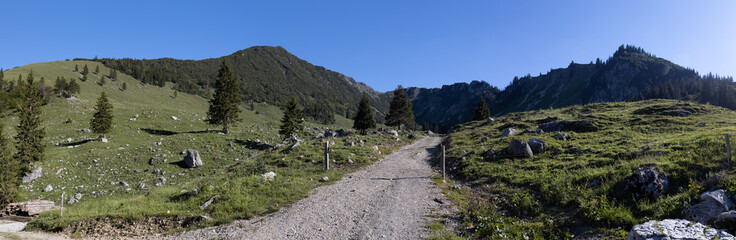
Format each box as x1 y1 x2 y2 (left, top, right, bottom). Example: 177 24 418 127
94 65 100 74
0 122 20 208
122 81 127 91
82 64 89 75
206 60 241 134
68 78 80 95
74 64 79 72
473 98 491 121
14 71 45 175
90 91 113 138
54 76 67 94
385 85 415 129
279 97 304 139
110 69 117 80
99 75 106 85
353 93 376 134
0 68 4 89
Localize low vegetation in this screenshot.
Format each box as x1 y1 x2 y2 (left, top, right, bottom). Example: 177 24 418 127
436 99 736 239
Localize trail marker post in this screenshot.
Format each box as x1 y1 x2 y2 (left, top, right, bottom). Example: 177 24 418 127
61 192 65 217
325 141 330 171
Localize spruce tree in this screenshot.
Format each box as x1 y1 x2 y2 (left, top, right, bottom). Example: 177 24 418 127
110 69 117 80
353 93 376 134
82 64 89 75
14 71 45 175
99 75 106 85
0 122 20 208
206 60 241 134
68 78 80 95
0 68 4 90
94 65 100 74
385 85 415 129
122 81 127 91
279 97 304 139
74 64 79 72
473 98 491 121
90 91 113 138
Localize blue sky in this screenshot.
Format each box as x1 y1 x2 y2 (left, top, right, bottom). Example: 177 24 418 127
2 1 735 92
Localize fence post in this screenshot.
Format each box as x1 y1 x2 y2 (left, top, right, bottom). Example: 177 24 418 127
442 144 446 180
726 134 732 168
325 141 330 171
60 192 65 217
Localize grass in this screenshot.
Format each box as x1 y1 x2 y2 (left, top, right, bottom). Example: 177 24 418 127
441 99 736 239
1 61 419 237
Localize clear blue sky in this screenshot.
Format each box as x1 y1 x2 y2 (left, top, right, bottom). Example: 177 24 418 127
2 1 735 92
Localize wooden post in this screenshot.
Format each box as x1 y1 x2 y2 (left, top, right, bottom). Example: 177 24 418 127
60 192 64 217
324 141 330 171
726 134 732 168
442 144 446 180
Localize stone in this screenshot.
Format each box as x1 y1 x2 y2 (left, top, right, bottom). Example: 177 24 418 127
527 138 546 154
199 195 220 210
314 132 325 139
171 116 179 120
65 137 73 143
22 166 42 183
698 122 707 127
119 181 129 187
320 176 329 182
507 139 533 158
426 130 434 134
685 189 735 224
100 138 108 143
183 150 203 168
261 171 276 181
387 130 399 137
44 185 53 192
336 129 347 137
324 130 337 138
2 200 56 217
624 167 668 198
138 183 146 189
68 193 83 204
555 133 569 141
539 120 598 133
501 128 518 137
159 177 167 184
345 141 355 146
713 210 736 231
486 117 495 123
626 219 734 240
82 128 91 133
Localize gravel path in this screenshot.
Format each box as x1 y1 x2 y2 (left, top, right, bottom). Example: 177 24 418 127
164 136 446 240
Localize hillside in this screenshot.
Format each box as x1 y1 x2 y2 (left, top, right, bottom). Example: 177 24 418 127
88 46 391 123
436 99 736 239
406 81 500 132
0 61 419 238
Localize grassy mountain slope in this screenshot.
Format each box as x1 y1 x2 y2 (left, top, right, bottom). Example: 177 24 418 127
436 99 736 239
1 61 418 237
90 46 391 122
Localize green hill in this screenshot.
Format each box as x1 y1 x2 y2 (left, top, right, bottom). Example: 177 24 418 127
437 99 736 239
0 61 417 238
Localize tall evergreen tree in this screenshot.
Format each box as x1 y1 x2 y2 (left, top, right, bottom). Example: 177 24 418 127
353 93 376 134
99 75 106 85
473 98 491 121
74 64 79 72
385 85 415 129
122 81 127 91
206 60 241 134
94 65 100 74
14 71 45 175
279 97 304 139
90 91 113 138
82 64 89 75
0 68 4 90
110 69 117 80
0 122 20 209
68 78 80 95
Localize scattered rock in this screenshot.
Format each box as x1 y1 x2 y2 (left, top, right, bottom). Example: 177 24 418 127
486 117 495 123
44 185 53 192
501 128 518 137
426 130 434 134
684 189 735 224
138 183 146 189
713 210 736 231
68 193 83 204
22 166 42 183
65 137 73 143
527 138 546 154
408 134 416 139
119 181 129 187
555 133 569 141
320 176 329 182
481 137 489 142
2 200 56 217
199 195 220 210
100 138 108 143
82 128 91 133
507 139 533 158
171 116 179 120
626 219 734 240
159 177 167 185
624 167 668 198
261 171 276 181
336 129 347 137
345 141 355 146
183 150 203 168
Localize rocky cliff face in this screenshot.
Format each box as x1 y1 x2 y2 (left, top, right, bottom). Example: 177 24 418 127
405 81 500 132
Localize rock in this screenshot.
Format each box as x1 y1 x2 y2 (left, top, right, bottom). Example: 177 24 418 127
555 133 569 141
65 137 73 143
44 185 53 192
626 219 734 240
336 129 347 137
481 137 489 142
183 150 203 168
2 200 56 217
484 148 496 157
119 181 129 187
100 138 108 143
345 141 355 146
314 132 325 139
155 142 162 146
199 195 220 210
320 176 329 182
624 167 668 198
685 189 735 224
527 138 546 154
68 193 83 204
261 171 276 181
501 128 518 137
324 130 337 138
522 129 544 134
138 183 146 189
22 166 42 183
713 210 736 231
82 128 91 133
387 130 399 137
698 122 707 127
486 117 495 123
159 177 167 184
507 139 533 158
171 116 178 120
539 120 599 133
426 130 434 134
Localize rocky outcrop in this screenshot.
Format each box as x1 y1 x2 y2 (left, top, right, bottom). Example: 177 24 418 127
184 150 203 168
685 190 735 225
1 200 56 217
626 219 734 240
713 211 736 231
624 167 668 198
22 166 42 183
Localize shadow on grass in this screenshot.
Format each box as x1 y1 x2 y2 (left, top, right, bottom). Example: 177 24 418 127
141 128 214 136
168 160 190 168
233 139 272 150
60 139 95 147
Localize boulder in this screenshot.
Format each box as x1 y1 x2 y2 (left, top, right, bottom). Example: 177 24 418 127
171 116 179 120
261 171 276 181
555 133 569 141
313 132 325 139
507 140 533 158
486 117 495 123
100 138 108 143
199 195 220 210
2 200 56 217
183 150 203 168
713 210 736 231
387 130 399 137
22 166 42 183
626 219 734 240
68 193 83 204
426 130 434 134
44 185 53 192
624 167 668 198
501 128 518 137
320 176 329 182
539 120 599 133
336 129 347 137
527 138 546 154
684 190 735 224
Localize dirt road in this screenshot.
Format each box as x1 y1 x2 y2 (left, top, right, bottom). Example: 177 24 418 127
165 136 446 240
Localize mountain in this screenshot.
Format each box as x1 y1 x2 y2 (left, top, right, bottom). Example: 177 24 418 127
405 81 500 132
87 46 391 123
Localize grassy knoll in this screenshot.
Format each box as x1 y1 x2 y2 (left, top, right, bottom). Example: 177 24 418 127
436 99 736 239
1 61 418 237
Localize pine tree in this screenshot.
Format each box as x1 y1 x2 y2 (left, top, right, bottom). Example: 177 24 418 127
0 68 4 90
74 64 79 72
206 60 241 134
279 97 304 139
90 91 113 138
14 71 45 175
82 64 89 75
385 85 415 129
473 98 491 121
0 122 20 208
53 77 67 94
353 93 376 134
99 75 106 85
94 65 100 74
110 69 117 80
68 78 80 95
122 81 127 91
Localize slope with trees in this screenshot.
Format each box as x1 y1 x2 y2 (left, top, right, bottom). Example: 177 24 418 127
206 60 241 134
